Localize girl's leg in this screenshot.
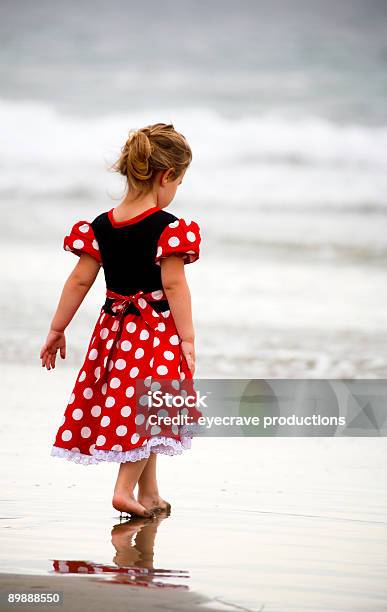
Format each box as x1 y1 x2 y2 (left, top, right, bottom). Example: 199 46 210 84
137 452 171 512
112 457 155 517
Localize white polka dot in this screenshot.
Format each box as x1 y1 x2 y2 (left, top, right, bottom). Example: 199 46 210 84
108 360 114 371
101 416 110 427
102 383 107 395
72 408 83 420
73 239 84 249
71 447 80 453
125 386 135 398
121 405 131 417
139 394 148 406
156 246 163 258
91 405 101 417
111 320 119 332
157 365 168 375
106 339 113 349
151 381 161 391
88 348 98 360
151 425 161 435
68 393 75 404
169 334 179 345
135 348 144 359
116 425 127 437
92 239 99 250
129 367 139 378
105 396 115 407
111 444 123 451
131 433 140 444
96 435 106 446
172 424 179 435
144 376 152 387
126 321 136 333
140 329 149 340
149 358 154 367
79 223 90 233
187 231 196 242
81 427 91 438
110 377 121 388
157 322 166 332
100 327 109 339
153 337 160 347
138 298 146 309
151 290 163 300
61 430 72 441
103 356 108 367
162 310 170 318
89 444 96 453
121 340 132 351
115 358 126 370
169 220 180 228
164 350 174 361
78 370 86 382
94 366 101 378
180 371 186 380
168 236 180 247
172 379 180 390
83 387 93 399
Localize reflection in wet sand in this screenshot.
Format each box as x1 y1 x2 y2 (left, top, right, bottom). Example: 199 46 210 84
51 511 189 589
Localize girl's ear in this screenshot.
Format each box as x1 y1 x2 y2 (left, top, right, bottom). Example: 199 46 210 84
160 168 175 185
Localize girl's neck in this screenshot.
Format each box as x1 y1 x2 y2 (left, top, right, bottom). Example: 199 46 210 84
114 193 158 221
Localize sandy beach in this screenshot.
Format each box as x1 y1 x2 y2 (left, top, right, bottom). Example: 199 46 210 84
0 574 230 612
1 364 386 611
0 573 225 612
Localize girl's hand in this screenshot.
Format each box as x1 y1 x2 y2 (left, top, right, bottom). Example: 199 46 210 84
181 340 195 375
40 329 66 370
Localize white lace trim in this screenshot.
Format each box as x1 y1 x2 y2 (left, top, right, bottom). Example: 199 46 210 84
51 435 192 466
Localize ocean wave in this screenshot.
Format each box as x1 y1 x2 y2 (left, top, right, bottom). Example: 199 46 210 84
0 99 386 208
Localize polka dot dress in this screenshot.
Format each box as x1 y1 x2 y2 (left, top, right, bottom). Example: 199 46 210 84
51 213 201 465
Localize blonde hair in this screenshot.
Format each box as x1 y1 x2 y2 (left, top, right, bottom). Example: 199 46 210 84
110 123 192 199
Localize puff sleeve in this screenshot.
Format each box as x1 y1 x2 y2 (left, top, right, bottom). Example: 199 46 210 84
63 220 102 265
155 218 201 266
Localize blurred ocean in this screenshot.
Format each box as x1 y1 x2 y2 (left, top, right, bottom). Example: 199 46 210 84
1 0 387 376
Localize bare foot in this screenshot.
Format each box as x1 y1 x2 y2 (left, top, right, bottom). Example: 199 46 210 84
112 491 155 517
137 492 171 513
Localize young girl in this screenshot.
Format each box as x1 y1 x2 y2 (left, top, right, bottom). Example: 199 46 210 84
40 123 201 518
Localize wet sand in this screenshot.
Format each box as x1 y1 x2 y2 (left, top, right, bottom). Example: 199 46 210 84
1 364 387 611
0 573 223 612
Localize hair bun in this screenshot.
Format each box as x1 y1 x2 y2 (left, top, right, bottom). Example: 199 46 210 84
126 129 153 181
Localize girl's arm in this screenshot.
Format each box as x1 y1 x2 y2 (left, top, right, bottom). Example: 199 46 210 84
161 255 195 374
40 253 101 370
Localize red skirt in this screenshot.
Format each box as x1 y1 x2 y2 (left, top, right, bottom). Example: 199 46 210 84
51 288 200 465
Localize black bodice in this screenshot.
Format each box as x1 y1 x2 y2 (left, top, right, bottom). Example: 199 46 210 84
91 209 178 295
